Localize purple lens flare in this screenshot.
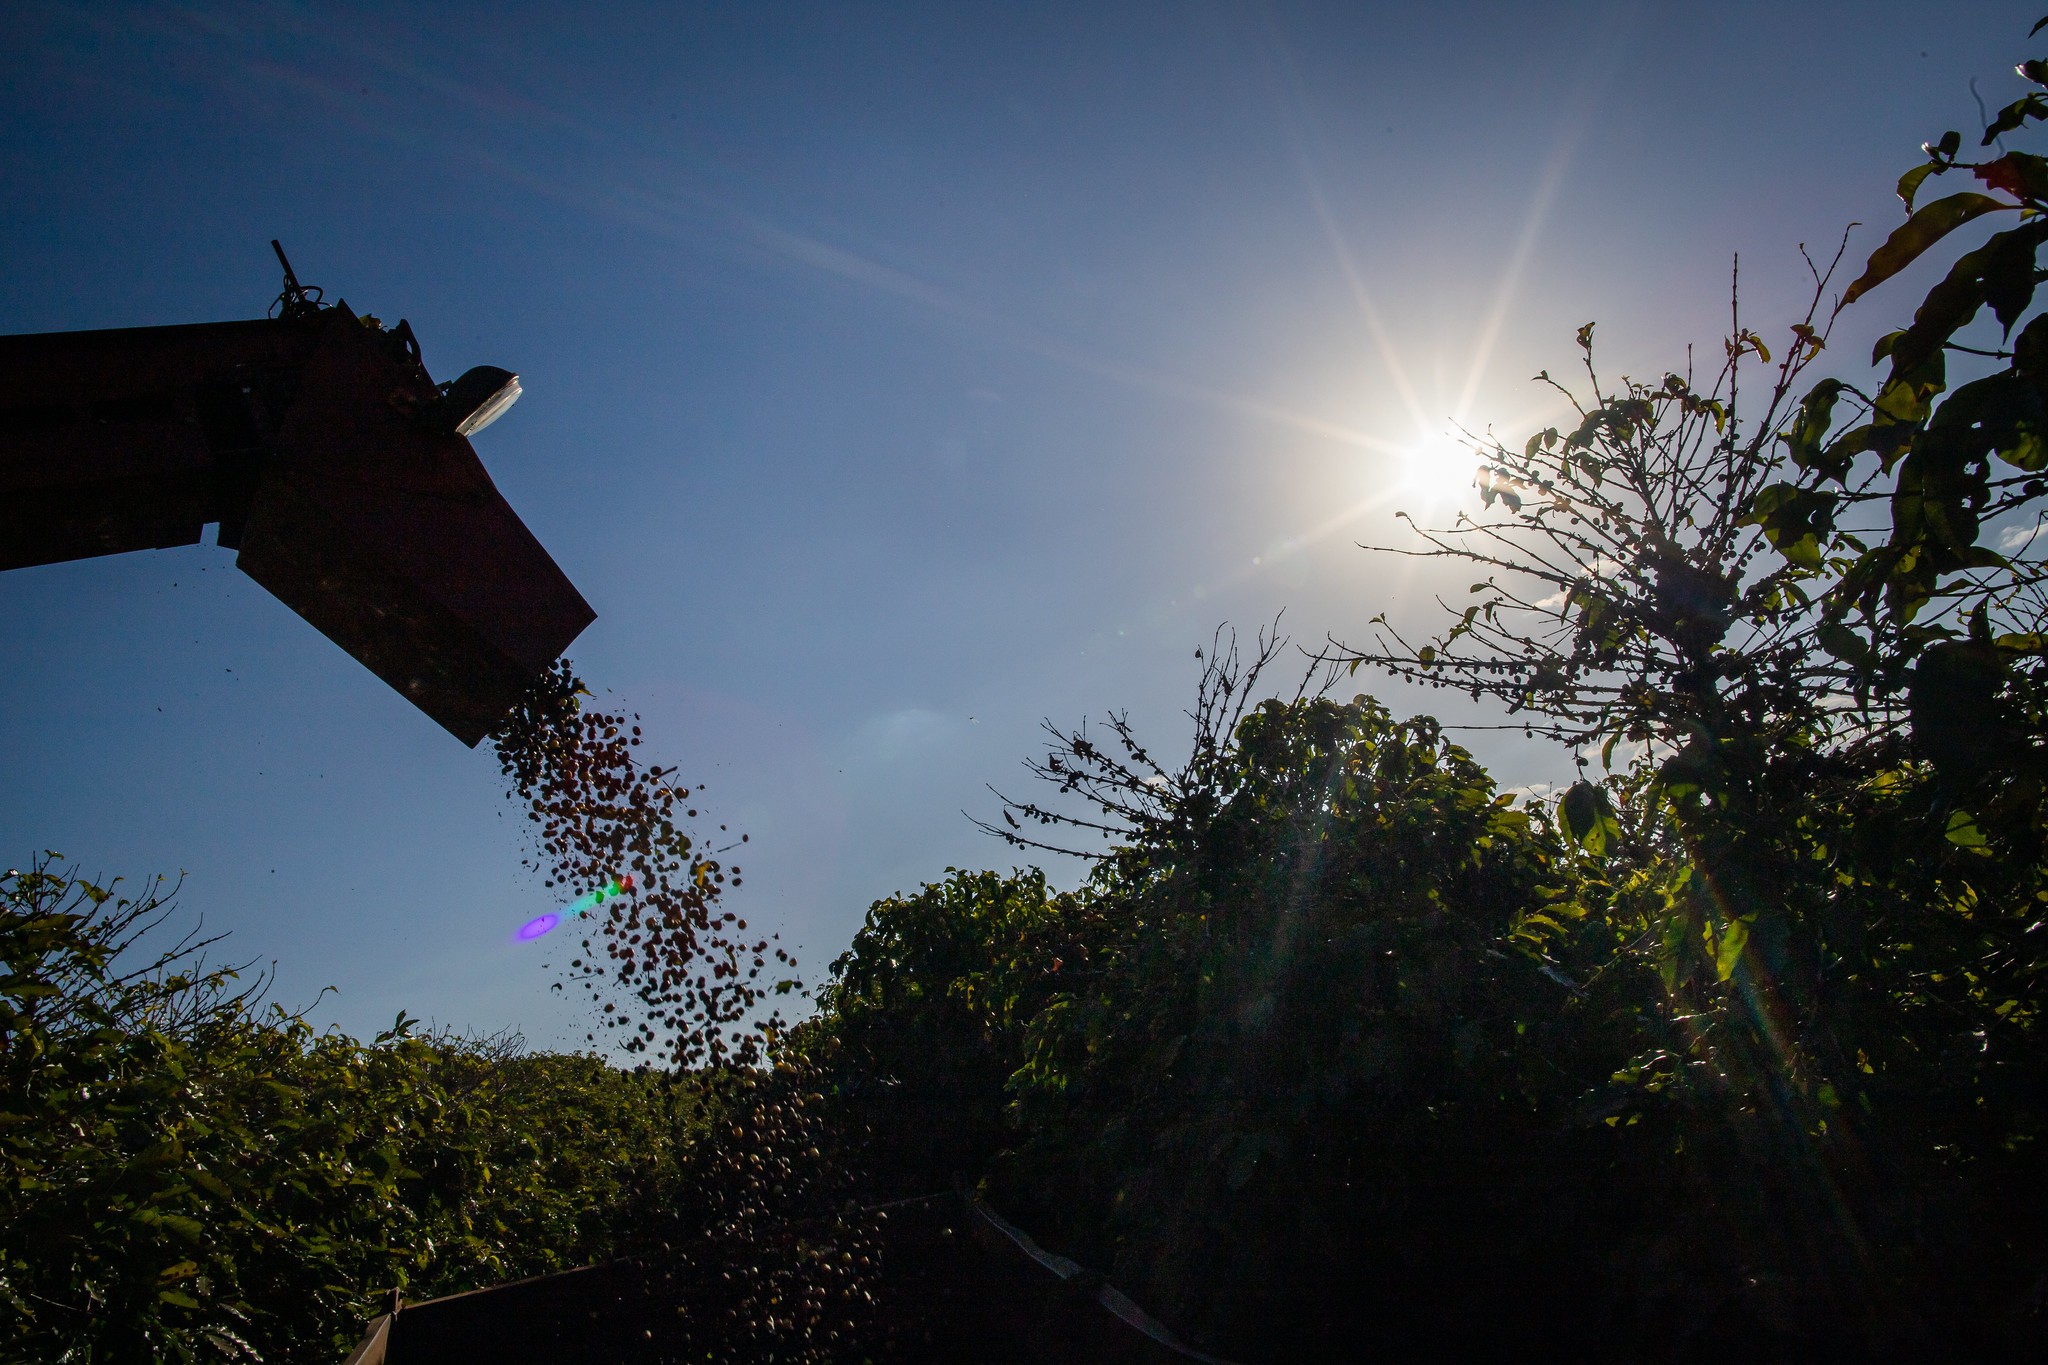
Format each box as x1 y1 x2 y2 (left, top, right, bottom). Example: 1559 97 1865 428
514 876 637 943
516 912 561 941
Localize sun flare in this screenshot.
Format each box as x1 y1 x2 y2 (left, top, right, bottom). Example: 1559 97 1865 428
1390 433 1481 513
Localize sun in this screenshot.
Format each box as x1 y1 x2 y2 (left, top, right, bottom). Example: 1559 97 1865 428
1390 432 1480 513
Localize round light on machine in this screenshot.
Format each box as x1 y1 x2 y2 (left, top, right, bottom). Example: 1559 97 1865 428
440 365 522 436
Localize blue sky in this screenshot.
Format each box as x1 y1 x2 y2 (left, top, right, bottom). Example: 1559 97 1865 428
1 1 2031 1046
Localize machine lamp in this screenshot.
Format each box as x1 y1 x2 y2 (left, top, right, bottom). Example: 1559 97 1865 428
442 365 522 436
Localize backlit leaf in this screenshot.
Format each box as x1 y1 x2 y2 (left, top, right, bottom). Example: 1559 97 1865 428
1711 915 1750 982
1898 161 1942 211
1558 780 1620 859
1842 193 2014 305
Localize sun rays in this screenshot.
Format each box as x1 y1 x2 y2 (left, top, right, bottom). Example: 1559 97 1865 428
1284 77 1591 527
194 2 1607 636
1245 2 1634 572
205 3 1569 532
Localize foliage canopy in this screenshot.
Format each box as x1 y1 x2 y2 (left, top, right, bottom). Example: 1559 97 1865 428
0 857 681 1363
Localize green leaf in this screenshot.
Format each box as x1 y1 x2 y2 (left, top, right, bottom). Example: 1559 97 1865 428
1878 224 2048 373
190 1169 233 1199
133 1208 206 1243
1874 349 1946 428
1711 915 1750 982
1818 622 1873 667
1558 780 1621 859
1945 809 1990 848
1656 910 1690 991
1782 379 1845 474
1979 223 2048 335
1740 483 1839 567
1842 193 2014 305
1943 371 2048 470
1983 92 2048 146
1898 161 1942 212
1815 422 1902 477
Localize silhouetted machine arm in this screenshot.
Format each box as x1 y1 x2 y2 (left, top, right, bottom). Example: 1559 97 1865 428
0 251 594 746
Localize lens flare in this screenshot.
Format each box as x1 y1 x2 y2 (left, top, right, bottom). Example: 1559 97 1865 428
513 874 635 942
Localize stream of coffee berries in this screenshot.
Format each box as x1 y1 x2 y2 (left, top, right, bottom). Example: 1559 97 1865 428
490 660 793 1067
489 662 879 1359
